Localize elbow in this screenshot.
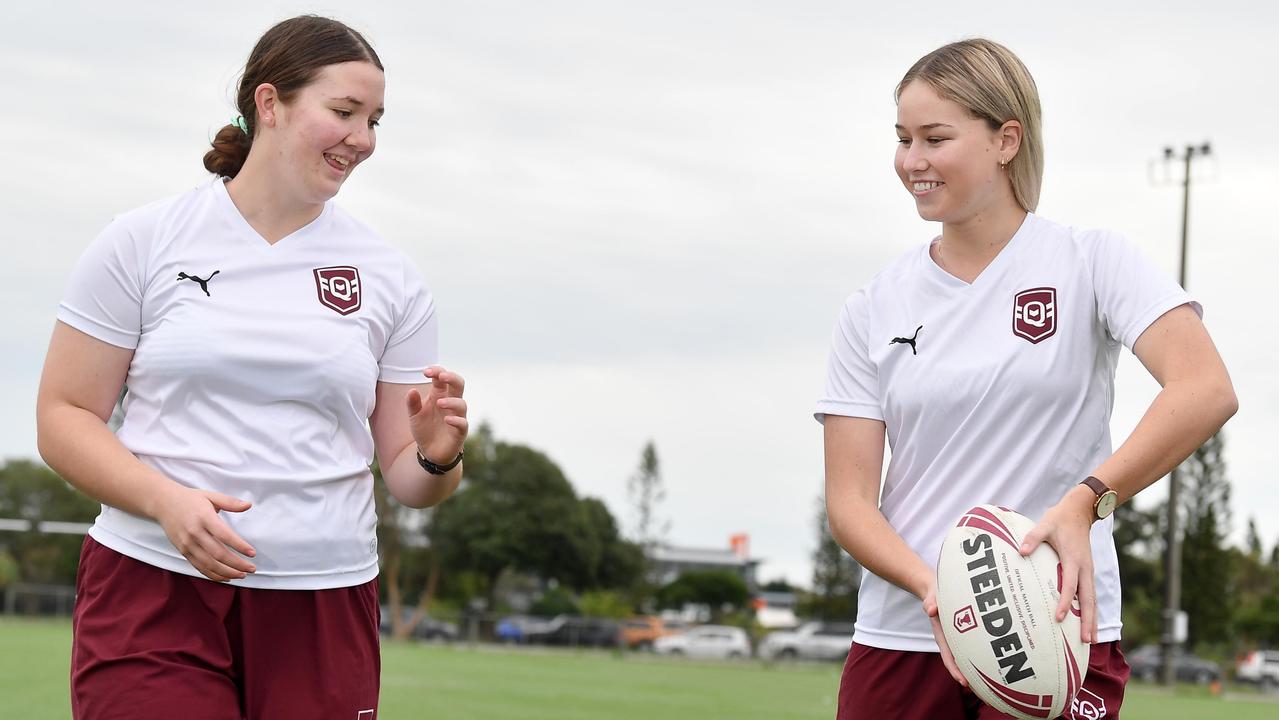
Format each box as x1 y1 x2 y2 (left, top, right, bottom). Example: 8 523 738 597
1217 383 1239 426
34 401 60 470
1205 375 1238 429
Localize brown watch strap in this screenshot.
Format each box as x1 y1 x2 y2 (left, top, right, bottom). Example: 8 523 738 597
1080 475 1110 496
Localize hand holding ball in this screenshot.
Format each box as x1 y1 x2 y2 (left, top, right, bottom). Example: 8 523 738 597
935 505 1088 719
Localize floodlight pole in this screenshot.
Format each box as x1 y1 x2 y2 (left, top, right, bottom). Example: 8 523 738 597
1159 141 1210 686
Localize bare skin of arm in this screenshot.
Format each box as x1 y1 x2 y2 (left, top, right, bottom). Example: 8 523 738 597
369 367 467 510
1022 304 1237 639
36 322 257 582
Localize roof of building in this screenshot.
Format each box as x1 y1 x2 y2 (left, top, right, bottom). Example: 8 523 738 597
649 544 760 566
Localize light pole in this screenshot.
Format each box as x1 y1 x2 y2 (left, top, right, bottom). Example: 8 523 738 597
1158 141 1210 686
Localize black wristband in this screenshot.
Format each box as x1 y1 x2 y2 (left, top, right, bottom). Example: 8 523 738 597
417 449 464 475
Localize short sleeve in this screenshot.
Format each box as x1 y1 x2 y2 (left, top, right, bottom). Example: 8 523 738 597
378 259 439 383
815 289 884 423
56 218 146 349
1089 231 1201 350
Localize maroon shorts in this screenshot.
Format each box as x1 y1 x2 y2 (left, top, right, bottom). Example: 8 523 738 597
71 536 380 720
837 640 1129 720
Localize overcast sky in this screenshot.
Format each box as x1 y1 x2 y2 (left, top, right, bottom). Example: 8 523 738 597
5 1 1277 586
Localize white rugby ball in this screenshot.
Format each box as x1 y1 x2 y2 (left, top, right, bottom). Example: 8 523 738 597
936 505 1087 720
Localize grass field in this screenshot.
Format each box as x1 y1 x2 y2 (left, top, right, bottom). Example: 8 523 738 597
3 617 1275 719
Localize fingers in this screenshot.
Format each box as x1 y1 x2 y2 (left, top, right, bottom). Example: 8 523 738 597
206 491 252 513
1056 562 1080 623
1079 565 1098 643
191 530 256 579
1020 524 1047 557
160 488 258 582
443 415 469 432
423 366 465 396
406 387 424 416
930 614 968 687
923 594 939 618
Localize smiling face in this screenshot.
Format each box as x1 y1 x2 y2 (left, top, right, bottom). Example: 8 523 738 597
268 61 385 204
894 80 1019 225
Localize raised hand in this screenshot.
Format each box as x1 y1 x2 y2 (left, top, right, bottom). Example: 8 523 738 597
406 365 468 466
153 484 257 582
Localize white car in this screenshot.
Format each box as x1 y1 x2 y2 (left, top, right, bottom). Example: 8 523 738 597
759 621 856 661
1237 649 1279 690
653 625 751 660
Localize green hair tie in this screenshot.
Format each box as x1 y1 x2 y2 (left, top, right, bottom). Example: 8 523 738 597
232 116 249 134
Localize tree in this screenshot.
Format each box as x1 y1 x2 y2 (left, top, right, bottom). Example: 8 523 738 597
803 495 860 620
1177 432 1233 648
657 570 750 621
627 440 668 552
0 460 99 585
1245 517 1263 561
1112 500 1164 646
429 430 639 608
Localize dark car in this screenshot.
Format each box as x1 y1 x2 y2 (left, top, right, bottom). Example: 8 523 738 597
1127 644 1220 684
379 605 459 642
525 615 621 648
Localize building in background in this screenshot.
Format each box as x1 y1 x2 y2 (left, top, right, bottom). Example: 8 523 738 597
647 534 759 591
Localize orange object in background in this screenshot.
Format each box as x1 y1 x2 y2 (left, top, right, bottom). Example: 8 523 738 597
621 616 678 650
730 534 750 560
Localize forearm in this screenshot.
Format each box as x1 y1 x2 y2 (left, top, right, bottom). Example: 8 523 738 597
1092 376 1237 505
828 496 933 600
36 402 181 519
381 443 461 509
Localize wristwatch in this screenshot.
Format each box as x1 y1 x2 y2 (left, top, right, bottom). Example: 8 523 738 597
417 449 464 475
1079 476 1118 521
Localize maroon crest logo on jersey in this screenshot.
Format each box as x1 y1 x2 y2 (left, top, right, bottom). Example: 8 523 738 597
1069 687 1107 719
313 266 362 316
1013 287 1057 344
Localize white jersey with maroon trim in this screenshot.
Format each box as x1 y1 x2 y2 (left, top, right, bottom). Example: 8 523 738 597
57 177 438 590
816 212 1196 652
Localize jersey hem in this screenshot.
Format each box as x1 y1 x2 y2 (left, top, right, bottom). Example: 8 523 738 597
56 307 139 349
88 524 380 591
1120 294 1199 349
814 400 884 424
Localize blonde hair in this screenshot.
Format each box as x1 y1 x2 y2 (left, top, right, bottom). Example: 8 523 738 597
896 38 1043 212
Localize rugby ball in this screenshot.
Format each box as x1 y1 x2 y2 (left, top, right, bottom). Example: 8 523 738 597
936 505 1087 720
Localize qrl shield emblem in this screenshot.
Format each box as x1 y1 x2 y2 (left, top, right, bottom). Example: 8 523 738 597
1013 287 1056 344
1069 687 1107 719
314 266 362 316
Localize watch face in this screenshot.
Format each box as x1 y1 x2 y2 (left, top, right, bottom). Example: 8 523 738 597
1096 491 1118 519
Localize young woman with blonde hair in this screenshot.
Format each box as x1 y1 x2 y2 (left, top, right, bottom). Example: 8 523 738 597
817 38 1235 719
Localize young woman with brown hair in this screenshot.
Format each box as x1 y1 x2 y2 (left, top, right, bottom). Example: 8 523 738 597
37 16 465 718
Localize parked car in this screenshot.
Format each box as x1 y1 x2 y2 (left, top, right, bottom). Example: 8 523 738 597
621 616 676 650
654 625 751 660
524 616 621 648
1127 645 1220 684
495 615 555 644
378 605 459 641
1236 649 1279 690
759 621 856 662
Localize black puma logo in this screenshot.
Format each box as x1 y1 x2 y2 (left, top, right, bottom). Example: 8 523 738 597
890 325 922 356
177 270 220 297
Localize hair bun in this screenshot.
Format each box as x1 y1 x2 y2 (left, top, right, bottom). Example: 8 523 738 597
203 123 252 178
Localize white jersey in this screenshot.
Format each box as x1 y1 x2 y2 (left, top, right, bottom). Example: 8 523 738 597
815 213 1196 652
57 177 438 590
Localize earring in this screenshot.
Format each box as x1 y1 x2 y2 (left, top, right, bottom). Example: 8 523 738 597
999 159 1008 170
